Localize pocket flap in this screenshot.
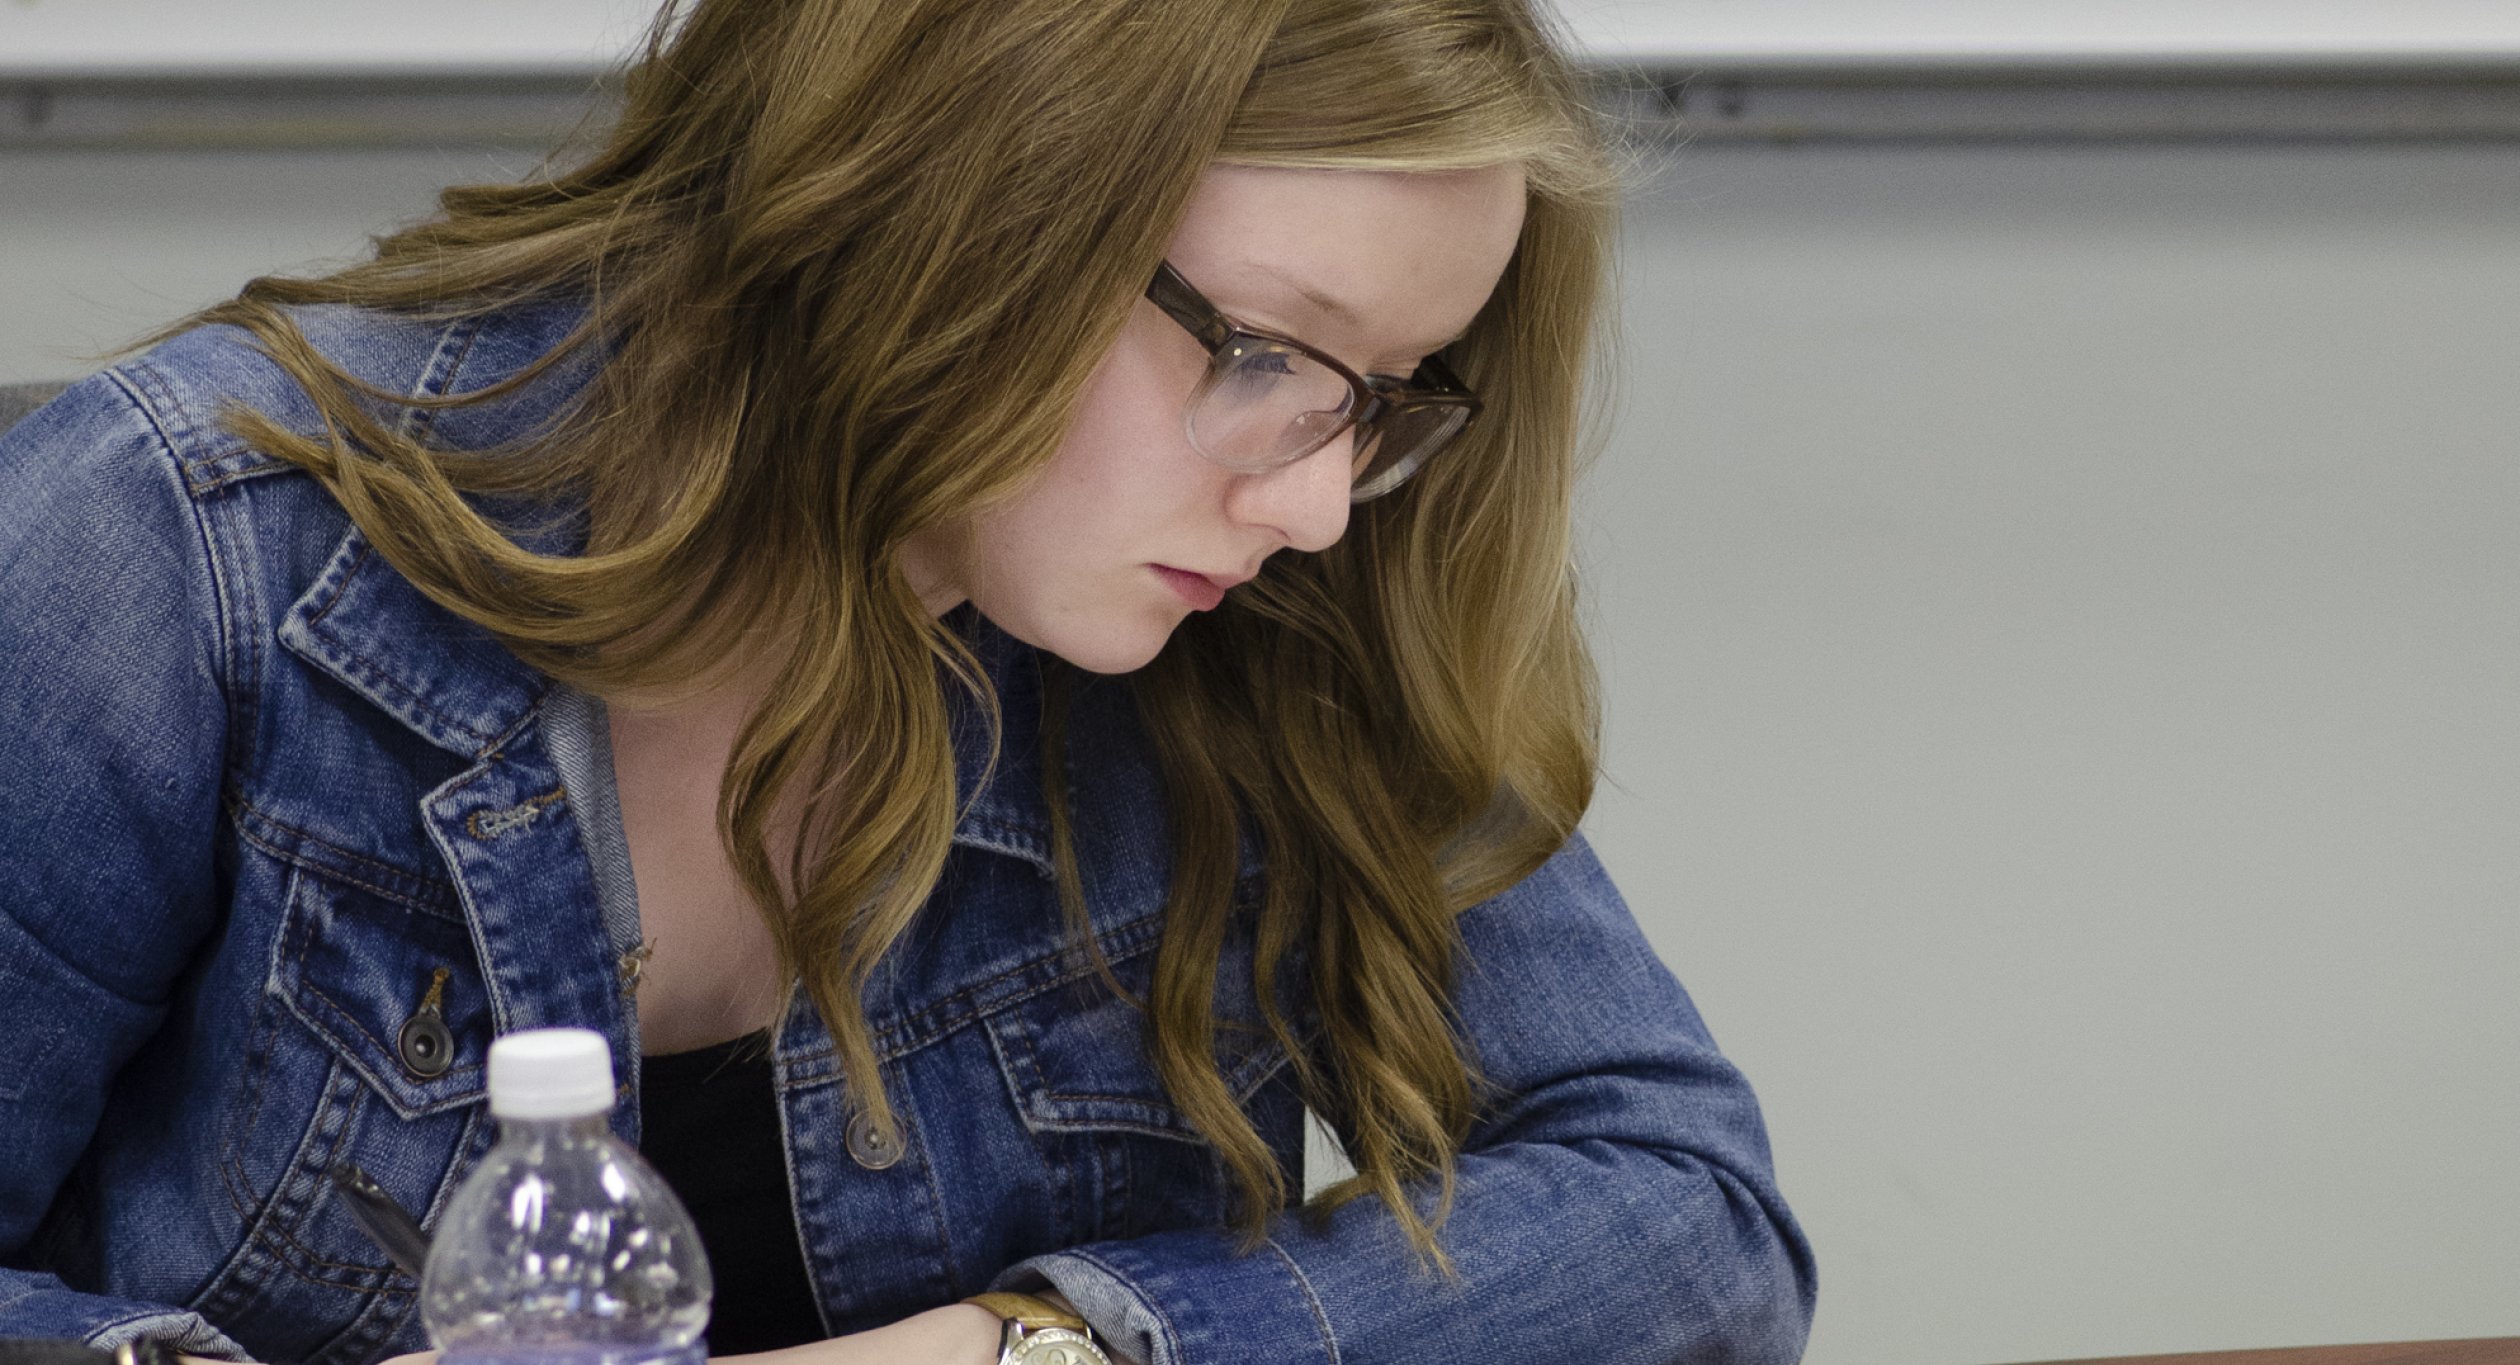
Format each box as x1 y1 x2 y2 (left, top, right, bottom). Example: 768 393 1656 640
984 970 1287 1144
270 869 491 1119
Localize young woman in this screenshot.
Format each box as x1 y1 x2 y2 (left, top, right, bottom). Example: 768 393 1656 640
0 1 1815 1363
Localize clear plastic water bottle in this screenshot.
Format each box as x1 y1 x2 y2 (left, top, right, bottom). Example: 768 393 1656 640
423 1028 713 1365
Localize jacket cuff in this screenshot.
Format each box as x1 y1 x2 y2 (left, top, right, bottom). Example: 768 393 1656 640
994 1232 1338 1365
84 1308 254 1362
0 1276 248 1361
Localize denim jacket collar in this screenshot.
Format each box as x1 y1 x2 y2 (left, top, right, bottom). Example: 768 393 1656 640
278 526 548 759
274 520 1063 877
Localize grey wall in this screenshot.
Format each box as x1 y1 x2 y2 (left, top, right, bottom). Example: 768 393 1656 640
0 146 533 382
1581 142 2520 1364
6 132 2517 1364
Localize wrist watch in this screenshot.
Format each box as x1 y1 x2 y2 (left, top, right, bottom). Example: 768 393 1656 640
965 1291 1115 1365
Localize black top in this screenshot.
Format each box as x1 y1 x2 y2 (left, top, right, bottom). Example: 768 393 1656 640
639 1035 827 1355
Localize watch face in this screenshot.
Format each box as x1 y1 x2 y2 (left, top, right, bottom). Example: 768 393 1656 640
1008 1326 1109 1365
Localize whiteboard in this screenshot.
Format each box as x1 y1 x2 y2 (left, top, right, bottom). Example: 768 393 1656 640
1560 0 2520 69
0 0 660 79
5 0 2520 79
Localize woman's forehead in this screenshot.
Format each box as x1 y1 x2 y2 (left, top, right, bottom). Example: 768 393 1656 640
1168 163 1525 356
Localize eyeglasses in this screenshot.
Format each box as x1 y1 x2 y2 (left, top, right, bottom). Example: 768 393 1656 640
1144 261 1481 502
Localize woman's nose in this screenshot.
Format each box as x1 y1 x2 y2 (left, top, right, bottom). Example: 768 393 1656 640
1228 429 1355 553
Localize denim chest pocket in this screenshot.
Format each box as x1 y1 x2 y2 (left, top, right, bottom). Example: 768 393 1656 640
193 857 490 1365
271 864 493 1117
981 958 1298 1241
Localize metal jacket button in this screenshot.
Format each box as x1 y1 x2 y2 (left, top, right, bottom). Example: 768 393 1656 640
397 967 456 1080
845 1111 902 1170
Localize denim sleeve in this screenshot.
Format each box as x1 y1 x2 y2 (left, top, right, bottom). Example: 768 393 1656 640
0 375 241 1350
997 834 1818 1365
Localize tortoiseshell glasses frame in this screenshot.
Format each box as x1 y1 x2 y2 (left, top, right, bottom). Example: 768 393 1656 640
1144 260 1482 502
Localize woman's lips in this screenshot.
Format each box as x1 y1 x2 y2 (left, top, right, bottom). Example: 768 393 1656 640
1151 565 1228 611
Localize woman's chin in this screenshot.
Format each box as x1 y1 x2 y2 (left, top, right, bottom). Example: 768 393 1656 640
1048 629 1175 676
993 610 1179 677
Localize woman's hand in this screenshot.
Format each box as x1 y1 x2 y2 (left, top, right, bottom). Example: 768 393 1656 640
719 1303 1002 1365
351 1301 1000 1365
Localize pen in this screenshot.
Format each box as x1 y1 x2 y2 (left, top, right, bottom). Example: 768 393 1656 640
329 1162 433 1280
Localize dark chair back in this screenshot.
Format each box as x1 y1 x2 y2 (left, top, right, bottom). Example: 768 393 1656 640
0 381 72 436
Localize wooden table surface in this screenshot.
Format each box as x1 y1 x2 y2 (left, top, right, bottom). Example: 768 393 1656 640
2012 1340 2520 1365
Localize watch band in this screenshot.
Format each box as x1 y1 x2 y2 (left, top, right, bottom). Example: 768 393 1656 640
965 1291 1113 1365
966 1291 1090 1333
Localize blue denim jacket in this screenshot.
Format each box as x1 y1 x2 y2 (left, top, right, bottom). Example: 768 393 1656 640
0 303 1815 1365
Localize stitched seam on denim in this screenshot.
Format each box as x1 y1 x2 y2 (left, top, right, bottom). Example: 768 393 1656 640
922 931 1154 1027
204 498 262 797
284 528 381 747
298 538 500 750
269 852 455 923
247 1063 400 1290
289 1075 404 1287
813 913 1167 1068
295 971 488 1102
1264 1238 1341 1365
765 1054 837 1338
986 985 1235 1144
996 998 1288 1140
402 317 486 446
224 871 305 1208
297 535 364 626
303 1272 415 1365
421 763 523 1032
314 624 499 748
103 364 258 814
228 797 459 916
282 874 487 1107
234 821 456 916
1025 1033 1289 1111
1229 1042 1292 1101
480 689 547 756
165 366 272 797
1029 1092 1204 1113
953 819 1051 865
236 876 423 1299
186 460 295 495
115 352 281 496
114 359 198 462
885 1069 969 1299
180 442 289 490
1031 1117 1206 1144
217 1058 384 1292
207 921 291 1318
132 345 292 499
980 992 1045 1142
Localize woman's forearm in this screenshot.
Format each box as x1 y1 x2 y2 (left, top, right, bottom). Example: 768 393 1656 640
369 1305 1001 1365
725 1303 1001 1365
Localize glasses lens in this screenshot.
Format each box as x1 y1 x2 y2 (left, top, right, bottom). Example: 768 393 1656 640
1349 402 1472 501
1189 339 1356 470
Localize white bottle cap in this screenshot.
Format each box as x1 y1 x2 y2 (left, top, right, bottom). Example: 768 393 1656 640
487 1028 617 1120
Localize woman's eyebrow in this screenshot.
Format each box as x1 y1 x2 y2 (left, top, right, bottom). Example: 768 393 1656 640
1245 260 1364 327
1246 260 1470 356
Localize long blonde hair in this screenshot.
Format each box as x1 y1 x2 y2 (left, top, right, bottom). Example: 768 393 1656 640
191 0 1616 1263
